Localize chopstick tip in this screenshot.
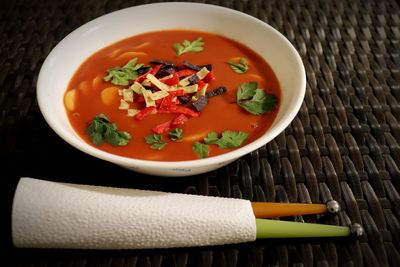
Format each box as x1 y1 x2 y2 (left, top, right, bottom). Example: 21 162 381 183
326 200 340 213
350 223 364 237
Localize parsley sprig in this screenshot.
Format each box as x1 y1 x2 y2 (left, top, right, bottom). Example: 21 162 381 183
236 82 277 115
193 142 209 158
145 134 167 150
168 128 183 141
173 37 204 56
145 128 184 150
85 113 131 146
192 130 249 158
225 57 248 73
104 58 144 86
204 131 248 148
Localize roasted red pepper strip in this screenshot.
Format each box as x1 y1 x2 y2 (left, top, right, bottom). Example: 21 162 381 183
136 72 149 83
171 114 189 126
158 90 186 108
135 106 156 121
176 69 197 78
159 95 174 108
158 105 199 117
136 70 151 83
149 64 162 76
203 71 214 83
152 120 172 134
197 80 206 90
169 89 185 97
162 73 179 85
155 99 163 106
136 65 163 83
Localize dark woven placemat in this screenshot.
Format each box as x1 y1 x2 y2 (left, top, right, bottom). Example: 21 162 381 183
1 0 399 266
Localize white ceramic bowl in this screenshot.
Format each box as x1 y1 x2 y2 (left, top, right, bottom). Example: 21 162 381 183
37 2 306 177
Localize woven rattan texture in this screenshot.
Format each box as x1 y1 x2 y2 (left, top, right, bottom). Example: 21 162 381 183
1 0 399 266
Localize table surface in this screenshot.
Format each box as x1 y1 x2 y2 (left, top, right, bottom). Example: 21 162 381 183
1 0 399 266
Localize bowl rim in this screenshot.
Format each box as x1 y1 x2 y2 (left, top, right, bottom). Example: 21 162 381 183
37 2 306 171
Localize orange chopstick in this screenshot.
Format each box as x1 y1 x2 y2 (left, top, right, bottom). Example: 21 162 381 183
251 202 328 218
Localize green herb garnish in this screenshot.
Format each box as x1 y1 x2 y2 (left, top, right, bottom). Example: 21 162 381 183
193 142 209 158
236 82 277 115
104 58 144 86
204 132 219 144
145 134 167 150
193 130 248 158
226 57 248 73
85 113 131 146
204 130 248 148
168 128 183 141
173 37 204 56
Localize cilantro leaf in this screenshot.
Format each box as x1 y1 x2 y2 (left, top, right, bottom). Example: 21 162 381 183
118 131 132 141
236 82 277 115
123 58 144 70
204 132 219 144
226 57 249 73
145 134 167 150
236 82 258 100
173 37 204 56
105 127 120 146
193 130 248 158
150 142 167 150
168 128 183 141
116 133 131 146
203 130 248 148
238 89 277 115
94 113 110 122
85 113 132 146
90 131 104 146
192 130 249 158
193 142 209 158
104 58 144 86
216 131 248 148
145 134 162 144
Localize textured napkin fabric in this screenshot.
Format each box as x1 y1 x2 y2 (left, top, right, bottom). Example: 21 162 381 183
12 178 256 249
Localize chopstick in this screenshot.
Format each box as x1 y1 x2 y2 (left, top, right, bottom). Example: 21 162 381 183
255 219 363 238
251 200 340 218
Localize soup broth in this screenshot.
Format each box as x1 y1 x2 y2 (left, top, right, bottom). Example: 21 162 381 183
65 30 281 161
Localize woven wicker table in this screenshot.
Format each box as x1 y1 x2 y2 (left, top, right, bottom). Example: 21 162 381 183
1 0 399 266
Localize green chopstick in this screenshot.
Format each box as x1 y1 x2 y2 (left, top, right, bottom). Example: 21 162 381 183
256 219 359 238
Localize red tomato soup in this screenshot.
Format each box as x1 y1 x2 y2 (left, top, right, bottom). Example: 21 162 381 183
64 30 281 161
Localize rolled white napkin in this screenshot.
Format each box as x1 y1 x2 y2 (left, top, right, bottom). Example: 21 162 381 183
12 178 256 249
